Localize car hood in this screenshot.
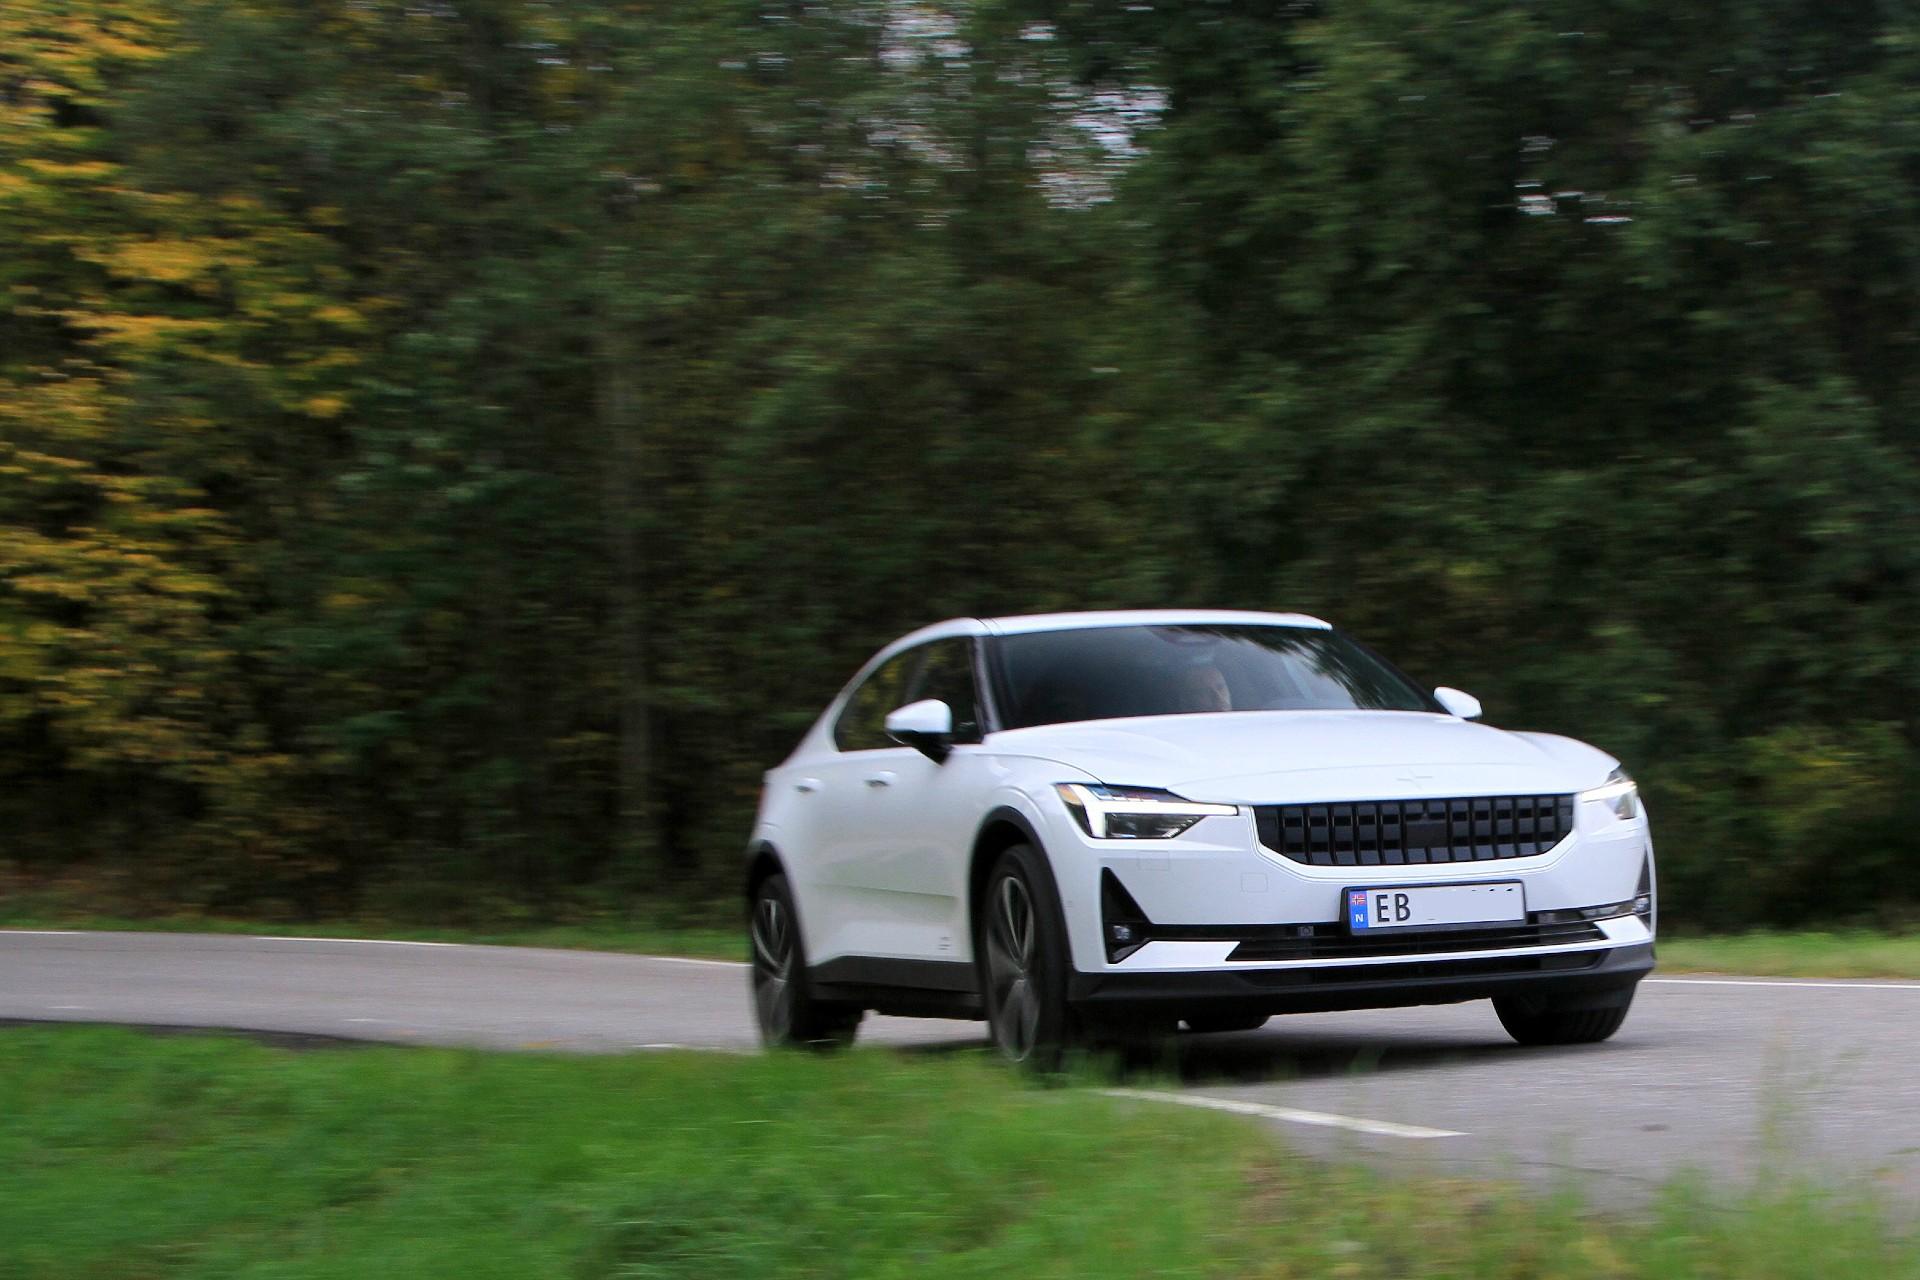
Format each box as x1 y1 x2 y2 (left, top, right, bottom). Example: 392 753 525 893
987 711 1612 804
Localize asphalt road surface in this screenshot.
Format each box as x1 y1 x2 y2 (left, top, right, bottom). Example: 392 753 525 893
5 929 1917 1210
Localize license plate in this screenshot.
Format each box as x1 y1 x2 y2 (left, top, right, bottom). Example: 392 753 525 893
1346 882 1525 932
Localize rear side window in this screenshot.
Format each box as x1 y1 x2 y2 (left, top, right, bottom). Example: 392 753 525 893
833 649 921 752
833 638 984 751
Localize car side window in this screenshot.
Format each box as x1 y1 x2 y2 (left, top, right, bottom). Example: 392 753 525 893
833 648 923 752
902 638 982 743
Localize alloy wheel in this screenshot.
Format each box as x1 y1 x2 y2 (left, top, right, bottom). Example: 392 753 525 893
984 873 1042 1061
751 892 794 1041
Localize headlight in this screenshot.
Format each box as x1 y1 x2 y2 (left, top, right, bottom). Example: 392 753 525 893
1054 783 1238 840
1579 767 1638 821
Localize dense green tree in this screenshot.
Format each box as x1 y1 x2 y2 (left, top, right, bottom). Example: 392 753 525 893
1029 0 1920 921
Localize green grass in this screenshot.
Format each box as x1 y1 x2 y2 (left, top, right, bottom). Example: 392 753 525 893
1 1027 1914 1279
1661 930 1920 980
0 876 745 959
0 910 743 961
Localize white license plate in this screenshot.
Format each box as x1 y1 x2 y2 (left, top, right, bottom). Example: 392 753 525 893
1346 882 1525 932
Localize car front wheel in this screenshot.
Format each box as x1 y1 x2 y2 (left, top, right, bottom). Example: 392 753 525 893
979 843 1077 1069
1492 989 1634 1046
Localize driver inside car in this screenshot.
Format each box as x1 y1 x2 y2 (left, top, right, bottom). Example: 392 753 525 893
1178 662 1233 713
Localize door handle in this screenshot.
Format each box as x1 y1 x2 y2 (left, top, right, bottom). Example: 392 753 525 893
863 772 896 789
794 778 821 794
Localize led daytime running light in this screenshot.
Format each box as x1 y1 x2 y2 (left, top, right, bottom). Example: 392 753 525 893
1579 768 1639 820
1055 783 1238 840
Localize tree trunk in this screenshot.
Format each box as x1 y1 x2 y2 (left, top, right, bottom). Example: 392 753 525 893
596 304 655 882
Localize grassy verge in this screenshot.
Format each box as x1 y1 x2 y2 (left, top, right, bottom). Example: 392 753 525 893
1 1027 1914 1279
1660 931 1920 980
0 908 743 961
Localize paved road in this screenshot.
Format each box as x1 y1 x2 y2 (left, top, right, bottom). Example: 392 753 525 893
5 929 1917 1209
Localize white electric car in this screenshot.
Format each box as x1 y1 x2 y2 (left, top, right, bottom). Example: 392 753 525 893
745 610 1655 1063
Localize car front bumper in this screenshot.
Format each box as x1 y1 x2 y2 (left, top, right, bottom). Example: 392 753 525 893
1034 791 1656 1006
1068 939 1654 1016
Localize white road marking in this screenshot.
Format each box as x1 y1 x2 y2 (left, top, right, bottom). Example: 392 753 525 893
637 955 746 969
1649 977 1920 992
634 1042 754 1055
1 930 86 937
259 936 460 948
249 935 747 965
1101 1087 1466 1139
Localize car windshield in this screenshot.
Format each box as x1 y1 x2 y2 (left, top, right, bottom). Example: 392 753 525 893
991 624 1436 730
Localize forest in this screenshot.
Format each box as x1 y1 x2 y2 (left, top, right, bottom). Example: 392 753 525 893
3 0 1916 929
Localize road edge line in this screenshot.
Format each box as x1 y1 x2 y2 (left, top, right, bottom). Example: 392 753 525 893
1647 976 1920 992
1100 1086 1466 1139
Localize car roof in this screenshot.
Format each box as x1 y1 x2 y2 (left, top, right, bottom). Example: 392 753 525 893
982 609 1331 635
870 610 1332 663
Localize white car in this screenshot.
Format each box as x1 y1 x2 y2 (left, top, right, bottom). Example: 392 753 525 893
745 610 1655 1063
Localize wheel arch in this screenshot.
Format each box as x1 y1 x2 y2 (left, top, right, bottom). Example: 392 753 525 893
743 840 785 907
969 807 1045 932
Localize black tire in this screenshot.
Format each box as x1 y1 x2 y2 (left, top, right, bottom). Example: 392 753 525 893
1493 990 1633 1046
749 873 862 1049
1181 1013 1270 1035
977 843 1078 1070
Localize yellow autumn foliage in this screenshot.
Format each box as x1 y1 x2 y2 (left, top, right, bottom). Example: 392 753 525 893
1 0 353 878
90 237 232 283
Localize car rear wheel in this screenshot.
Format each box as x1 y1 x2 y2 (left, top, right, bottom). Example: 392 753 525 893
1493 990 1633 1046
979 844 1076 1069
749 873 862 1049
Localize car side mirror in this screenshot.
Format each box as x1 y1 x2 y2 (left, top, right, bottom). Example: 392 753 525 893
1434 686 1483 720
885 699 955 762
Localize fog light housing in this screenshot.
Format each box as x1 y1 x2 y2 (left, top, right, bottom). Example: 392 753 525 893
1101 870 1151 963
1536 898 1646 925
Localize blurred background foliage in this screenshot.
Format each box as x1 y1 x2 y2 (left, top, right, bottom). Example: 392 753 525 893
1 0 1915 928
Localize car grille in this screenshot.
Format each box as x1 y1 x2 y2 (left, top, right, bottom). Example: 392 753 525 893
1253 795 1576 866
